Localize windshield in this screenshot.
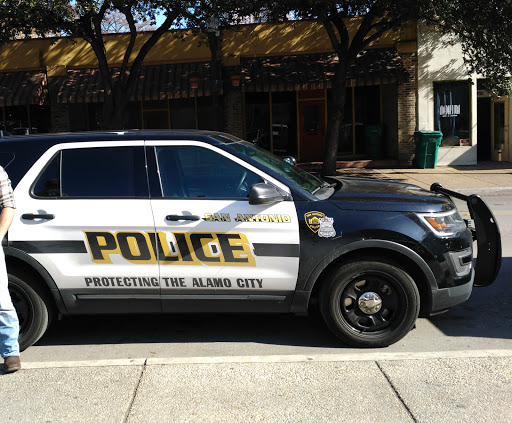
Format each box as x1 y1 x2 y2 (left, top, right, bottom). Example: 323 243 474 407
226 141 325 194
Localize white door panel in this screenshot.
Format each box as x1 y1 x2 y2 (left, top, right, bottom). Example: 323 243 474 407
10 199 158 292
147 141 300 298
151 199 299 293
9 141 159 297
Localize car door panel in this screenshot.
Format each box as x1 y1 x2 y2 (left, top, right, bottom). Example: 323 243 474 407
147 142 300 312
10 141 160 313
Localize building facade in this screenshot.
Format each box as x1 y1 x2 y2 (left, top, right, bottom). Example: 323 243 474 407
0 20 421 165
417 23 511 165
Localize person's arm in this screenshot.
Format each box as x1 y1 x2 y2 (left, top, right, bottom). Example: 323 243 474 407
0 206 15 241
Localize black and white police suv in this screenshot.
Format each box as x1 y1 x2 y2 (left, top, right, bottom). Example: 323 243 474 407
1 130 501 350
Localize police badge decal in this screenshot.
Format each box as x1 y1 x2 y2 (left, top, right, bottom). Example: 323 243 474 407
318 216 336 238
304 211 336 238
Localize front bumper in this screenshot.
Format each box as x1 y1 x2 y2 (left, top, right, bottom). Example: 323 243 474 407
430 269 474 313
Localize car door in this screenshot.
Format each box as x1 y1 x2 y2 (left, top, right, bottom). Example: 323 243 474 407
10 141 160 313
146 141 300 313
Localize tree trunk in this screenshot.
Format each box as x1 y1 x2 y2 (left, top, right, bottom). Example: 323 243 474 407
101 76 133 129
322 64 347 176
102 93 128 129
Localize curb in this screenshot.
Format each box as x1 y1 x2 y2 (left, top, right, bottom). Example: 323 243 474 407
16 349 512 370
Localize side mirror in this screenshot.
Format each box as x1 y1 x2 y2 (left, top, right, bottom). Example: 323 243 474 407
249 183 286 205
283 156 296 166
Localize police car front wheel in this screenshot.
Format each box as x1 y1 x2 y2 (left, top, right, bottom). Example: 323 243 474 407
8 273 53 351
320 259 420 348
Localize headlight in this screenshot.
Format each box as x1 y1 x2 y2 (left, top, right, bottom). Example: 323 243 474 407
417 209 467 236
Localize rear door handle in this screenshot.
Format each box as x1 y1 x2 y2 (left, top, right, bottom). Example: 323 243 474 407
166 215 200 221
22 213 55 221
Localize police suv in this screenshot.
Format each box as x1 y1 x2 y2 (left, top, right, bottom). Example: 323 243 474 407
1 130 501 350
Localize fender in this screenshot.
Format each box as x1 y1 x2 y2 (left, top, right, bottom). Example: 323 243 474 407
4 246 68 314
290 239 437 313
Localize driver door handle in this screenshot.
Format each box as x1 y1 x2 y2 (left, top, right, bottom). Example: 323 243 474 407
166 215 200 221
21 213 55 220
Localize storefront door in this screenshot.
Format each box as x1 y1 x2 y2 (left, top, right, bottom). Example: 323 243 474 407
298 90 326 162
491 98 509 161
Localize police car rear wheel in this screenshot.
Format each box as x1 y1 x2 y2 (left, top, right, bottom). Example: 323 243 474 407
8 274 52 351
320 259 420 348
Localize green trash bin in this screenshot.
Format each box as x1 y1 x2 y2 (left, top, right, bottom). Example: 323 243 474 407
364 125 383 159
414 130 443 168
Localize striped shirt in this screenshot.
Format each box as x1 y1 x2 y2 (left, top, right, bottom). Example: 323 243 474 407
0 166 15 209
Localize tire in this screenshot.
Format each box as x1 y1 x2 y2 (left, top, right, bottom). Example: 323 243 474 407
320 258 420 348
8 273 53 351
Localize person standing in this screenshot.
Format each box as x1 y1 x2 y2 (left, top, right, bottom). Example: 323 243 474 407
0 165 20 373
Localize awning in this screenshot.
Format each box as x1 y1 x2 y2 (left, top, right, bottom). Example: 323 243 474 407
240 49 410 92
0 71 48 107
57 62 219 104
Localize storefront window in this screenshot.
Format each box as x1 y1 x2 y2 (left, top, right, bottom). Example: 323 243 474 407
337 88 354 155
355 86 380 154
170 98 195 129
245 92 271 150
271 92 296 157
198 96 223 131
2 105 50 134
434 81 471 146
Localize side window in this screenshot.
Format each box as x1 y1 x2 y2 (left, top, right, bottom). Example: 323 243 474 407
33 152 61 197
156 146 263 199
33 146 148 198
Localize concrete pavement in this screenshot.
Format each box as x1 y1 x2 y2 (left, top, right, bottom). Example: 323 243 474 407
2 161 512 422
2 350 512 422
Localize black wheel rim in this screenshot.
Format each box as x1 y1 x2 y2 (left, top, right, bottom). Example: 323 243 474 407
8 283 34 338
339 270 408 334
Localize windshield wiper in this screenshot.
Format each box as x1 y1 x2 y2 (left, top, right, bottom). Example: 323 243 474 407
312 181 335 194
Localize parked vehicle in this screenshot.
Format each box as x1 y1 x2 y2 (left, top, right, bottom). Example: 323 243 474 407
0 130 501 350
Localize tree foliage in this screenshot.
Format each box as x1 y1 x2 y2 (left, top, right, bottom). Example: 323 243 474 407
0 0 72 42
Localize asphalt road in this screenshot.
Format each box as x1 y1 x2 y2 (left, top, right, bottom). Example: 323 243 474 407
19 193 512 364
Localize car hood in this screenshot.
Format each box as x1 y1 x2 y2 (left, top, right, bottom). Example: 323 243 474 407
327 177 454 213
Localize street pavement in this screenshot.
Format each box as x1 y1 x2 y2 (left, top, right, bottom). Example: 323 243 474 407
2 161 512 423
336 160 512 195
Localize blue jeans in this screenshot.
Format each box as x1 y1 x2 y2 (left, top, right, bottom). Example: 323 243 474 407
0 248 19 358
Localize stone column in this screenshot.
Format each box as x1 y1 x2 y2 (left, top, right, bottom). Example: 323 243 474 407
397 52 418 166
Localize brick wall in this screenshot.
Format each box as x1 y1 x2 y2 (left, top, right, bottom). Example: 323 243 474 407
397 52 418 166
223 86 244 138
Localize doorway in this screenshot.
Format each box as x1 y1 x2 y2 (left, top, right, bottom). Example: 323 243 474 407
477 98 491 161
491 98 509 161
298 90 327 162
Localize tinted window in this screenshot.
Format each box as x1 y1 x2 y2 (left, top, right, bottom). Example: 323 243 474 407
156 146 262 199
34 147 148 198
33 152 61 197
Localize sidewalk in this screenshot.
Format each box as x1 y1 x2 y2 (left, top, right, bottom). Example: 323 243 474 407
335 161 512 194
2 350 512 422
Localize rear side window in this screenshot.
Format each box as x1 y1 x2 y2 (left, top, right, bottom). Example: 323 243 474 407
33 146 148 198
